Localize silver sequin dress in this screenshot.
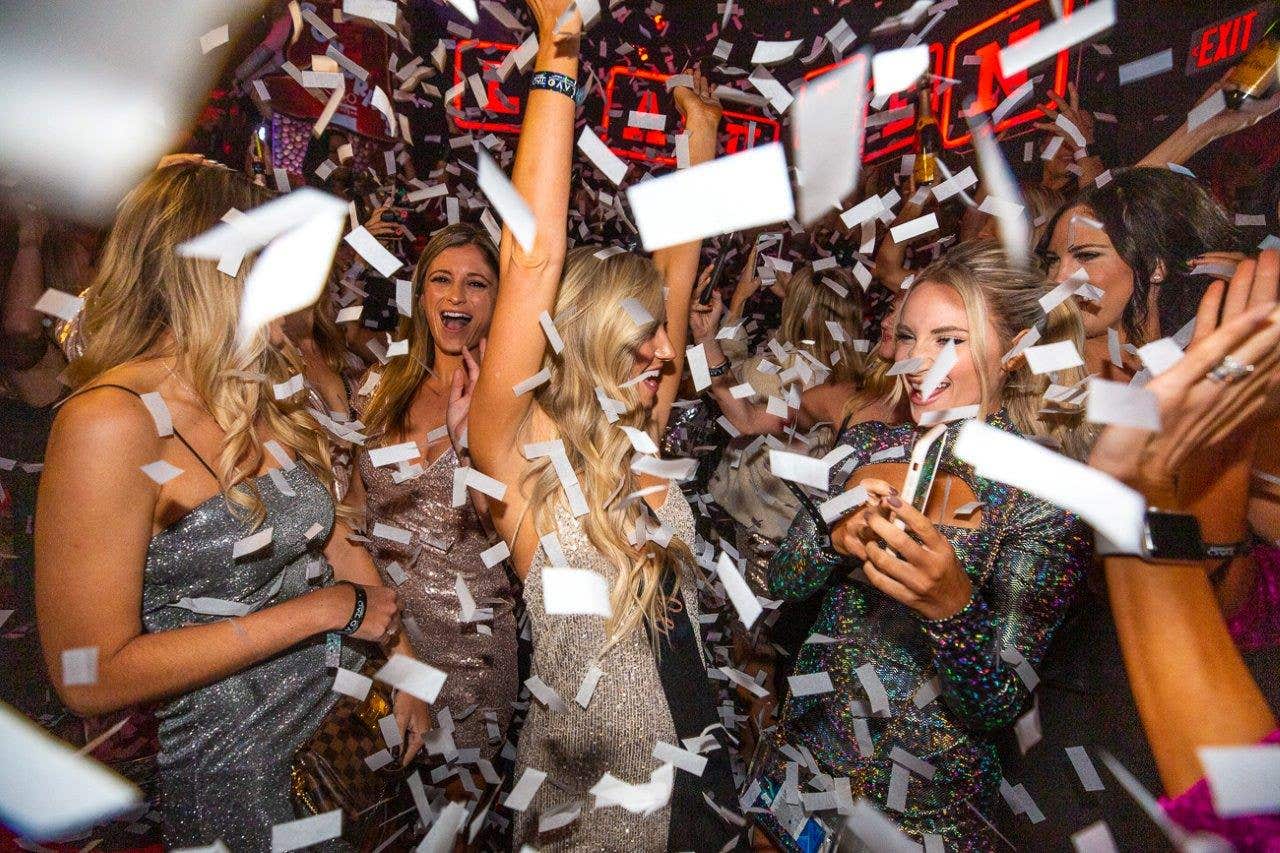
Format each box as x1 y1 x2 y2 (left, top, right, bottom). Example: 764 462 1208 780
141 463 360 851
356 437 519 761
513 488 706 851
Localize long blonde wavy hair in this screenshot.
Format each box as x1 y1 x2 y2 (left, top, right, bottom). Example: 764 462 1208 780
778 265 867 386
69 162 335 525
361 223 498 438
520 247 695 647
907 239 1095 460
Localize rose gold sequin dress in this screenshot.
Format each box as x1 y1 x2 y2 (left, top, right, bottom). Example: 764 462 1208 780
513 488 707 851
356 440 519 761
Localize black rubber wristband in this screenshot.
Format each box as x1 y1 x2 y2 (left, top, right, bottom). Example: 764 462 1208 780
336 581 367 636
530 70 577 100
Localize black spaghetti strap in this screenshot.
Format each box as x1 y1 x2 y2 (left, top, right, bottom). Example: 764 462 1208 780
70 383 220 480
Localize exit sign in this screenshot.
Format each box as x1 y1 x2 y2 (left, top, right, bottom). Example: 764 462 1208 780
1186 3 1275 75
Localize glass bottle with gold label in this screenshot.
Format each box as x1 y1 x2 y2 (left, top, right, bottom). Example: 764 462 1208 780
1225 18 1279 109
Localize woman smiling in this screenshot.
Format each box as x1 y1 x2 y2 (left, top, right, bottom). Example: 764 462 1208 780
756 239 1094 850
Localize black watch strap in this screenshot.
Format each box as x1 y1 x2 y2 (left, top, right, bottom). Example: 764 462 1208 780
1142 509 1207 561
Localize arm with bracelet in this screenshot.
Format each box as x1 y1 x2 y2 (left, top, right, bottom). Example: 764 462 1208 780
1088 253 1280 806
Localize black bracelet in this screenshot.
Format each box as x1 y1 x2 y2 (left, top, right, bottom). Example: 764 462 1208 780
335 581 367 636
707 358 730 378
530 70 577 100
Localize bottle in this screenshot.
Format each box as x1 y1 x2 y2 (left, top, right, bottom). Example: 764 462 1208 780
249 124 270 187
913 80 942 186
1224 18 1279 109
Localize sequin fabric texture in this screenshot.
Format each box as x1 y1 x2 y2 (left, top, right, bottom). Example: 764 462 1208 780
357 442 519 762
514 488 705 851
141 464 360 851
766 411 1092 850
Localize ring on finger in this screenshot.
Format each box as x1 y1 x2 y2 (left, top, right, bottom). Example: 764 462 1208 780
1207 355 1256 384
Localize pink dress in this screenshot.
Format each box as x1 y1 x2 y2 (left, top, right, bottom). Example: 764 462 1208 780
1229 545 1280 652
1161 729 1280 851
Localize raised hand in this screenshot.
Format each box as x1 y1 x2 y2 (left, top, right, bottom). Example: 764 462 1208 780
1088 250 1280 505
860 495 973 620
447 341 483 455
1034 82 1095 151
672 67 723 136
526 0 580 38
688 269 724 345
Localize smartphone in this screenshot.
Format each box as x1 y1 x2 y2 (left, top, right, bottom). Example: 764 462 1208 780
896 423 949 528
699 249 729 305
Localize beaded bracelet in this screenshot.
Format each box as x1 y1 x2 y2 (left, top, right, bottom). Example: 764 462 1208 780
530 70 577 100
335 581 367 636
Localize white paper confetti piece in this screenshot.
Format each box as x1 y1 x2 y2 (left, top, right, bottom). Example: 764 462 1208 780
372 522 412 545
794 53 868 224
890 212 939 244
590 763 673 815
768 449 830 490
232 526 273 559
1135 337 1184 376
575 663 605 708
619 425 659 455
1086 378 1159 430
273 373 305 400
368 441 421 467
855 663 890 714
419 800 467 853
512 367 551 396
751 39 802 65
178 188 347 349
953 419 1145 553
1071 821 1119 853
505 767 547 811
332 667 372 700
477 148 535 253
138 391 174 437
542 568 612 617
139 459 183 485
272 809 342 852
1023 340 1083 374
687 343 712 391
539 310 565 354
872 45 929 98
998 0 1115 76
1066 746 1106 792
627 142 794 252
619 297 654 326
1118 49 1173 85
375 653 447 704
343 226 402 278
480 540 511 569
60 646 98 686
342 0 397 24
969 117 1030 267
819 484 869 524
716 551 762 630
917 339 957 401
1198 743 1280 817
654 741 708 776
32 288 84 322
787 671 834 697
719 665 769 698
1187 88 1227 133
525 675 569 712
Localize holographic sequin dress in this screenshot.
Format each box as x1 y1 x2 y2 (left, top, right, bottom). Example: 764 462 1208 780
141 463 360 851
513 488 743 852
765 411 1092 850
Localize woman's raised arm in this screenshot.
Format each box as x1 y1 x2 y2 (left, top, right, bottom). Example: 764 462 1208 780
651 70 722 436
470 1 581 475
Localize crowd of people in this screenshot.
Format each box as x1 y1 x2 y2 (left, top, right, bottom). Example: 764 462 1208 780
4 0 1280 851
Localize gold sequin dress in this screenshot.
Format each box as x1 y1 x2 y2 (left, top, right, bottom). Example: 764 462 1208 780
356 438 519 761
513 488 708 851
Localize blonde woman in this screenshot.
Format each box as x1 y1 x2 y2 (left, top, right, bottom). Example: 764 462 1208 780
690 264 866 592
760 240 1095 849
467 3 741 849
354 222 519 767
34 162 427 850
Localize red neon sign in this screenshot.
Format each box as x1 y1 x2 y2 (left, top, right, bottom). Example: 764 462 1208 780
802 44 943 164
1186 5 1269 74
600 66 780 166
452 40 523 134
940 0 1073 148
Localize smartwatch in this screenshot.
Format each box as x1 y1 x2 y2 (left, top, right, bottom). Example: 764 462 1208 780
1140 509 1207 561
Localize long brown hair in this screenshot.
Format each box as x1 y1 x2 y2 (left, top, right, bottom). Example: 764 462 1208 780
69 162 335 524
361 223 498 438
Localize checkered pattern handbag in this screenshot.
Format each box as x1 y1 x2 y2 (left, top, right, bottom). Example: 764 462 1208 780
291 657 414 851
